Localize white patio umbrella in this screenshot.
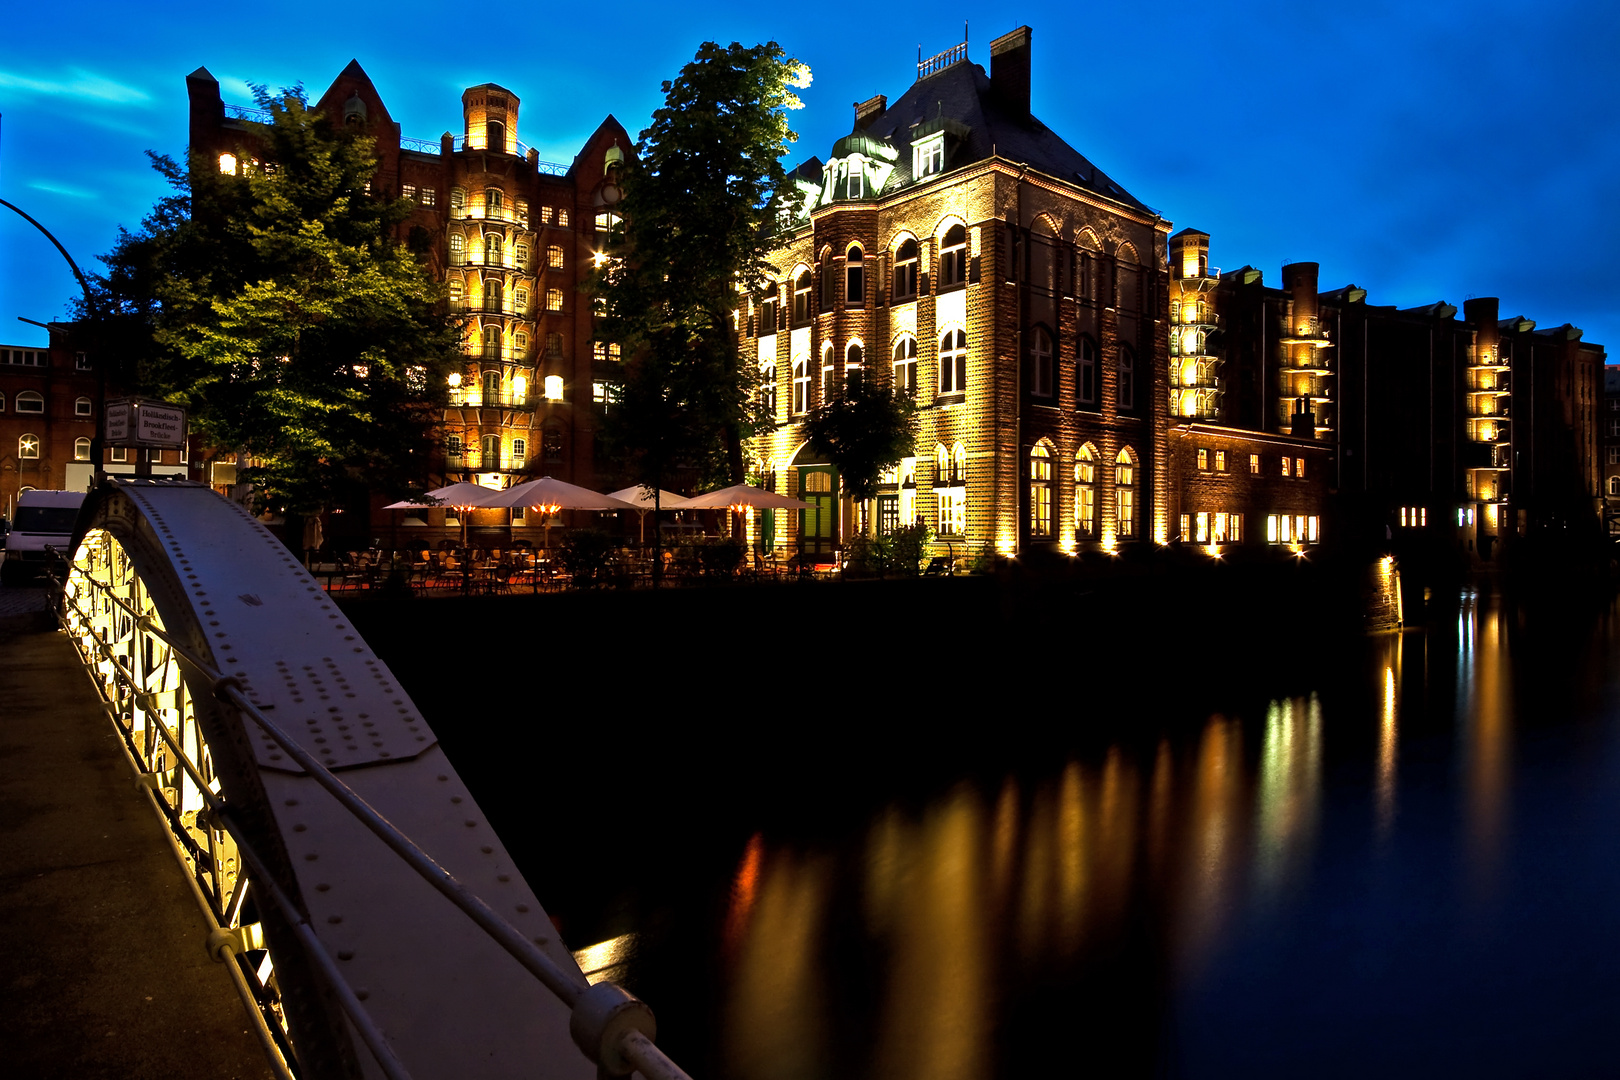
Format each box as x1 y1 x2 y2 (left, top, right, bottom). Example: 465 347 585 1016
383 482 507 550
489 477 637 548
606 486 691 544
682 483 813 546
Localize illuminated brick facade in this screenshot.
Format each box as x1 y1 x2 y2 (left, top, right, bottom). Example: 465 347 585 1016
186 63 630 544
748 28 1173 560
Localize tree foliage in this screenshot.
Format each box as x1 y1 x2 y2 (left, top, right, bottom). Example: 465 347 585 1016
78 87 459 513
801 385 918 501
594 42 809 492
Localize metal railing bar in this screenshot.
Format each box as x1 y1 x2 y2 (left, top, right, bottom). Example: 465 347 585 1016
221 811 416 1080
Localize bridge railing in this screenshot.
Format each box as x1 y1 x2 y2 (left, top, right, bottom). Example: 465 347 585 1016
55 487 693 1080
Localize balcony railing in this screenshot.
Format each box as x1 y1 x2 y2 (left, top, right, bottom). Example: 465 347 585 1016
1279 317 1332 345
1172 311 1220 329
451 301 534 318
448 390 533 409
449 206 534 227
445 451 529 471
448 254 532 271
460 345 534 364
1173 264 1221 282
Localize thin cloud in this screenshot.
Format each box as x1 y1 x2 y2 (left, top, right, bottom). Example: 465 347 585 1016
28 180 99 200
0 67 152 106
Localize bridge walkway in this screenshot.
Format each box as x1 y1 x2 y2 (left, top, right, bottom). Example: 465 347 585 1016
0 592 274 1080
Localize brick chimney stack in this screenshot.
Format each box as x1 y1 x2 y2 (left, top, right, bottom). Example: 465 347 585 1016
990 26 1033 120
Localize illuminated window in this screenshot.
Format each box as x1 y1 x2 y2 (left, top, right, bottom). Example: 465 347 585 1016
1118 345 1136 410
760 354 776 416
845 246 864 307
845 342 864 395
913 134 944 178
218 152 238 175
1215 450 1227 472
16 391 43 414
1075 445 1097 539
514 332 528 354
449 281 464 307
892 336 918 394
402 184 418 201
595 210 621 238
593 381 621 406
74 437 91 461
1195 512 1209 543
1077 336 1097 407
481 434 501 468
939 329 967 397
1115 448 1137 539
546 289 563 312
512 438 526 466
451 188 466 210
483 370 500 402
543 375 564 401
1250 453 1261 474
420 188 436 208
893 238 919 300
515 242 529 265
820 343 835 404
557 208 570 228
1296 457 1305 478
514 287 528 311
516 201 529 224
593 341 607 363
1197 448 1209 470
449 234 465 260
935 442 966 536
19 434 40 459
792 356 809 414
793 270 813 324
1281 456 1292 477
1029 442 1053 538
547 245 564 269
1029 327 1053 397
939 224 967 288
486 233 503 261
75 397 93 417
1609 477 1620 497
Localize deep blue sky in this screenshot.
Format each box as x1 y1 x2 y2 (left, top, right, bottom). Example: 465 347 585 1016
2 1 1616 354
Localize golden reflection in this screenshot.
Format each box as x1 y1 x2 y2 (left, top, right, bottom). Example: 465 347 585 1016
991 777 1019 920
1148 738 1173 882
871 784 991 1080
1464 595 1511 892
1181 716 1243 962
1016 779 1055 964
1056 761 1086 954
723 848 832 1080
723 832 764 956
1254 696 1322 900
1093 747 1137 924
1376 636 1400 841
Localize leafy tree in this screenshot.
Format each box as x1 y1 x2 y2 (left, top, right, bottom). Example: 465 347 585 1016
77 86 459 513
594 42 810 497
801 384 918 501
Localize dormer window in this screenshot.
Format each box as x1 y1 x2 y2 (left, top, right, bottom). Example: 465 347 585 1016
843 161 863 200
914 134 945 178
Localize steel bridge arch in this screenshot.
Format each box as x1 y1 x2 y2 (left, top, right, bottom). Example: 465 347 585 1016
59 479 682 1080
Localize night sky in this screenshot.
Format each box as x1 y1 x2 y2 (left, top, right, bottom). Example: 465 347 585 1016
2 1 1616 354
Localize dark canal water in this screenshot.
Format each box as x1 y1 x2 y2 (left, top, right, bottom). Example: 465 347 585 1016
352 578 1620 1079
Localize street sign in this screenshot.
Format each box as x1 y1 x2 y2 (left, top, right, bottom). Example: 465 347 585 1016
104 398 188 449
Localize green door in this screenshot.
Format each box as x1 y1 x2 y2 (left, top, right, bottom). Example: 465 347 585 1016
798 466 837 558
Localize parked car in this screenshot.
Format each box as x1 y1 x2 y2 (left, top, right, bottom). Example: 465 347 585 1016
2 490 87 584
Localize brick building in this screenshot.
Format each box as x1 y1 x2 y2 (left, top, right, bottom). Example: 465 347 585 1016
186 63 630 545
1604 366 1620 536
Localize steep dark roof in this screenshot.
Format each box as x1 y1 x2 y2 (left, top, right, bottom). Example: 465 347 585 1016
850 59 1151 213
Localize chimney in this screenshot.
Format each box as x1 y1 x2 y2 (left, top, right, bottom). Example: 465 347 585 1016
855 94 887 130
990 26 1033 119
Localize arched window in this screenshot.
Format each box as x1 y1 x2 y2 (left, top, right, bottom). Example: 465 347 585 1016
1115 448 1137 539
75 396 93 417
1075 445 1097 538
483 370 500 403
74 437 92 461
1030 442 1053 537
481 433 501 468
893 238 919 300
485 187 505 217
892 335 918 394
760 354 776 417
1118 344 1136 410
1029 326 1053 398
485 233 503 261
1611 476 1620 497
935 443 950 483
954 443 967 483
486 120 506 152
845 342 864 395
820 343 835 404
450 188 466 211
19 434 40 459
485 279 503 312
16 391 43 414
793 270 812 324
792 356 810 414
939 224 967 288
449 234 465 259
512 438 527 466
935 441 966 535
1077 336 1097 406
845 246 864 307
542 424 564 463
939 329 967 396
482 326 500 359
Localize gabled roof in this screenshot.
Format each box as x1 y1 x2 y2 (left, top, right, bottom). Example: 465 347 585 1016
850 59 1150 213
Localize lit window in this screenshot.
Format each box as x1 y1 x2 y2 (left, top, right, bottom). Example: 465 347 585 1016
547 289 563 312
1029 327 1053 397
608 343 621 362
16 391 43 414
514 332 528 353
1116 448 1136 538
403 184 418 200
515 242 529 265
1215 450 1227 472
516 201 529 224
218 153 237 175
1197 448 1209 470
557 208 569 228
845 246 864 307
420 188 436 208
512 438 526 466
481 434 501 468
540 206 554 225
820 343 835 404
486 233 503 261
792 356 810 414
939 329 967 397
595 210 621 238
893 238 919 301
593 341 607 363
450 234 465 260
449 281 464 307
547 245 564 269
451 189 466 210
1075 445 1097 539
543 375 564 400
892 335 918 394
1281 456 1292 477
75 397 93 417
74 437 92 461
1296 457 1305 478
593 381 621 406
939 224 967 288
760 354 776 416
19 434 40 459
1077 337 1097 406
513 287 528 310
486 188 505 218
935 442 967 536
913 134 944 178
1250 454 1261 474
1195 512 1209 543
1029 442 1053 538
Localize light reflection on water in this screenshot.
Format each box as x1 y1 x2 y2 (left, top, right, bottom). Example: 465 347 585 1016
701 589 1617 1078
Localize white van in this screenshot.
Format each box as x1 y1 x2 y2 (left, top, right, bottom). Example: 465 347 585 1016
2 490 87 583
